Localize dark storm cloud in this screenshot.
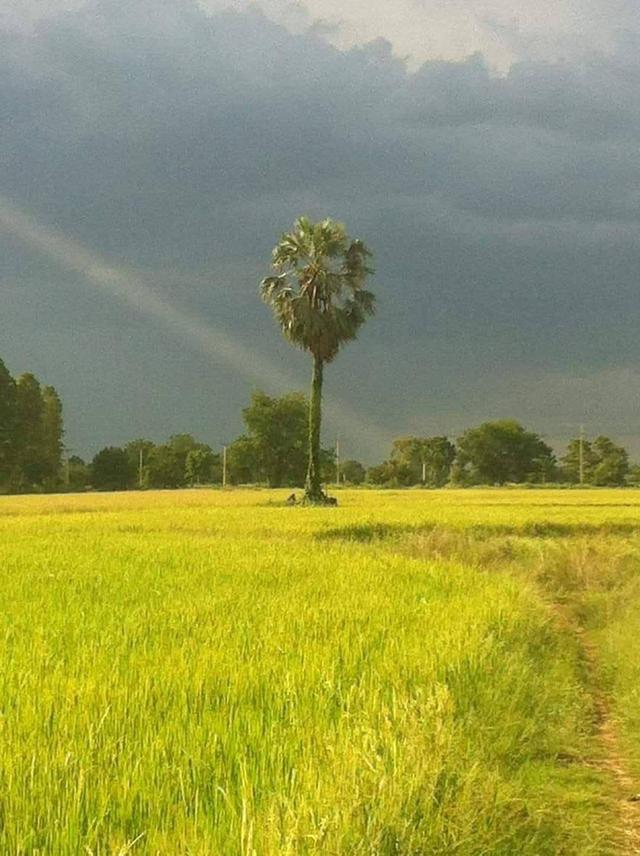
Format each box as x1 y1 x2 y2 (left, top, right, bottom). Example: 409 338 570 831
2 0 640 458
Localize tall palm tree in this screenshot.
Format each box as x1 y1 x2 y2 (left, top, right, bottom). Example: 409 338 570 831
261 217 376 504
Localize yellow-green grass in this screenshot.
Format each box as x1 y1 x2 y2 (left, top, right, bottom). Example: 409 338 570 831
1 489 638 854
554 536 640 785
597 592 640 782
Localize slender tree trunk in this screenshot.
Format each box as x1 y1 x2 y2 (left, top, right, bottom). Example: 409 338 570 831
305 353 324 502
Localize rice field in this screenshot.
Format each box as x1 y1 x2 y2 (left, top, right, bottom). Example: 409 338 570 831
1 488 639 854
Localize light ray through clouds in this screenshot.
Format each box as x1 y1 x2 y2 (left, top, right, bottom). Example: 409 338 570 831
0 194 389 457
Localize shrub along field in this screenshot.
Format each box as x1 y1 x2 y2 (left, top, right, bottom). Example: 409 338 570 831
1 489 639 854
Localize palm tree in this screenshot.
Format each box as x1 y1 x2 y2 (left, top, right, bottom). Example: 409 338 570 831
261 217 376 504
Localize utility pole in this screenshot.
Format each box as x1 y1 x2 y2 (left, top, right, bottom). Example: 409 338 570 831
579 424 585 486
335 435 340 486
222 445 227 489
422 459 427 487
138 446 144 489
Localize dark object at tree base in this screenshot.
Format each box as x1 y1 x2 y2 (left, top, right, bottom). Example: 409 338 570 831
302 491 338 507
285 491 338 507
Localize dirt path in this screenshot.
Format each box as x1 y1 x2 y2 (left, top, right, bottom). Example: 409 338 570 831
553 606 640 854
578 627 640 855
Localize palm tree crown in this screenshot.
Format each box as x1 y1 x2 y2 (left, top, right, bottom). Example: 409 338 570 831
260 217 375 362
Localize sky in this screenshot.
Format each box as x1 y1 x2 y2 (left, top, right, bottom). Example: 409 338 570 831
2 0 640 461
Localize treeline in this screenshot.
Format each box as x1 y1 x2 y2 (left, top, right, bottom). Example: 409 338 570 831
68 407 639 492
2 360 638 493
72 436 223 492
0 359 64 492
367 421 633 487
68 392 337 491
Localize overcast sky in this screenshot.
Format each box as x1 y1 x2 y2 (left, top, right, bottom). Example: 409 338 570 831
2 0 640 460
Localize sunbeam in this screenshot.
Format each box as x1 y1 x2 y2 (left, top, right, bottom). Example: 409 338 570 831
0 194 389 458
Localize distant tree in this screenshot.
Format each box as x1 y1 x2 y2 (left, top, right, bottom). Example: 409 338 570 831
561 435 629 486
320 446 337 484
185 447 217 486
454 420 555 485
626 464 640 487
340 459 366 485
243 391 308 486
147 444 181 489
420 437 456 486
147 435 212 489
15 373 46 488
226 435 259 485
535 453 559 485
0 359 17 489
391 436 456 486
560 438 597 484
41 385 64 487
67 455 90 492
91 447 133 491
390 438 422 485
227 392 335 487
591 436 629 486
366 463 391 486
366 460 413 487
261 217 376 503
125 439 156 488
0 364 66 493
168 434 207 477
